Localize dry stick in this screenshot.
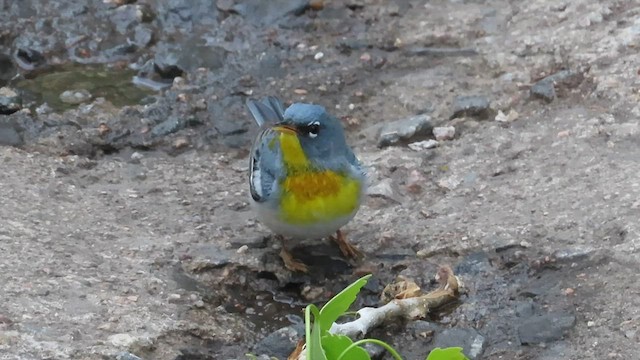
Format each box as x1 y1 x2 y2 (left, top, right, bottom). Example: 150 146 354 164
294 266 461 360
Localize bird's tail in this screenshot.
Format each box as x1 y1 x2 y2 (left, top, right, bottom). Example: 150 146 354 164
246 96 285 127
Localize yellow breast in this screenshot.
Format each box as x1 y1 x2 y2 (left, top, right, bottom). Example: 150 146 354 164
276 131 361 225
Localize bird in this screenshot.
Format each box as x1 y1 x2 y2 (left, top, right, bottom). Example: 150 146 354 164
246 96 366 272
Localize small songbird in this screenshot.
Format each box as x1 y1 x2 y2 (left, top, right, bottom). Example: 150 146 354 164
246 96 366 272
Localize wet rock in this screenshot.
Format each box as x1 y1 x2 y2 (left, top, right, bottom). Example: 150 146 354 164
517 312 576 345
377 114 433 148
0 122 23 147
0 54 16 86
530 70 583 102
13 44 46 70
253 324 304 359
432 328 485 360
59 89 92 105
433 126 455 141
455 252 491 275
0 87 22 115
452 96 491 119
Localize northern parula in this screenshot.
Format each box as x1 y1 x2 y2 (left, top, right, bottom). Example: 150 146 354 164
246 96 366 272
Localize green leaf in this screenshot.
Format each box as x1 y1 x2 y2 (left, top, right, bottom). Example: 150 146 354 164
306 304 328 360
425 347 469 360
319 274 372 333
321 333 370 360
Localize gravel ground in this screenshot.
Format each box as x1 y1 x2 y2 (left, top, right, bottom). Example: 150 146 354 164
1 0 640 359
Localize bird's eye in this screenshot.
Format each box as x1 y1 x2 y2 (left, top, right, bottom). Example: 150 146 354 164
306 121 320 138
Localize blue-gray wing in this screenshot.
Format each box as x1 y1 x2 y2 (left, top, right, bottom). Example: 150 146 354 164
246 96 285 127
249 127 281 202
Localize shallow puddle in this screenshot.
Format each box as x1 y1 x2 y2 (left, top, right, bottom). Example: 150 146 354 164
14 63 155 112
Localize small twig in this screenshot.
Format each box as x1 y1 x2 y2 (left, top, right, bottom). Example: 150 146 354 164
331 266 460 337
295 266 461 360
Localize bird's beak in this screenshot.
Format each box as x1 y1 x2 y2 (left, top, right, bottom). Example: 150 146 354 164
271 124 298 135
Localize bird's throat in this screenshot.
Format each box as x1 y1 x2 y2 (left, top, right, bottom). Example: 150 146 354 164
277 131 308 168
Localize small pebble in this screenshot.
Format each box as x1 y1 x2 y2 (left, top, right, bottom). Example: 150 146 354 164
495 109 519 122
360 53 371 62
587 321 595 328
167 293 181 303
314 52 324 61
236 245 249 254
98 123 111 136
194 300 205 308
173 137 189 149
294 88 308 95
130 152 144 164
59 89 92 104
408 139 439 151
563 288 575 296
309 0 324 10
433 126 456 141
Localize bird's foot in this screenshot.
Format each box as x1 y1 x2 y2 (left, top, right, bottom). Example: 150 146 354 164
279 247 309 273
331 229 362 259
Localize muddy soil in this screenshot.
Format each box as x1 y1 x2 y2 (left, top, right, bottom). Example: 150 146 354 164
1 0 639 359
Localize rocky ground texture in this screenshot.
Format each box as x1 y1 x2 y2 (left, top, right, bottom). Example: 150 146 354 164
1 0 639 359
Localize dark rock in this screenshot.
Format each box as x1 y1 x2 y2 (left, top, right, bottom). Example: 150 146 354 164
517 312 576 345
0 122 23 147
13 37 47 70
530 70 583 102
531 79 556 102
0 54 16 86
252 324 304 359
452 95 491 119
0 87 22 115
432 328 485 360
153 50 184 80
406 320 439 338
377 114 433 148
455 252 491 275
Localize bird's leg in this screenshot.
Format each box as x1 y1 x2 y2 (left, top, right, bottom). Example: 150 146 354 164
276 235 308 273
331 229 362 259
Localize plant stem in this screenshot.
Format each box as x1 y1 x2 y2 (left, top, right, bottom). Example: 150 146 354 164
336 339 403 360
